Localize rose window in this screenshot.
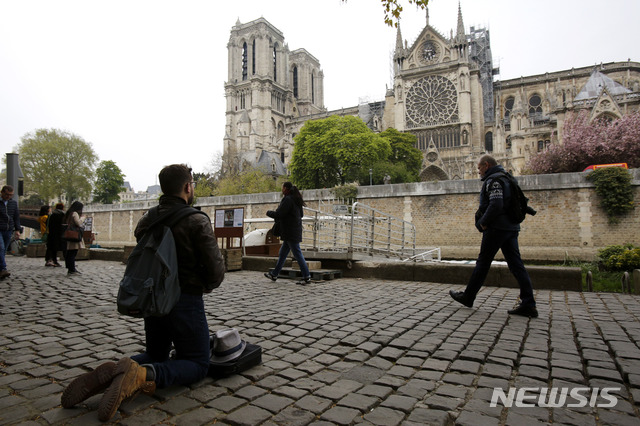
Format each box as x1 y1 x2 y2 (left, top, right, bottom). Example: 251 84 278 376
405 75 458 128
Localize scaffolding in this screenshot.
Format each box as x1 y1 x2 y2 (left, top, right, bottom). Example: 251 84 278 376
468 26 495 124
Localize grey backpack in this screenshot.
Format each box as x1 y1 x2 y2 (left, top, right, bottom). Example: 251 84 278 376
117 205 206 318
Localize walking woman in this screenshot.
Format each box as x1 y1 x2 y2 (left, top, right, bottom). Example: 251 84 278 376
64 201 85 275
264 182 311 285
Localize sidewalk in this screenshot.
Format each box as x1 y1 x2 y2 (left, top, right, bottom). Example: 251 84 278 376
1 256 639 425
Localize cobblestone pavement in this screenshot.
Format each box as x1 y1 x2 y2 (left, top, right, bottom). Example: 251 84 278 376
1 256 640 425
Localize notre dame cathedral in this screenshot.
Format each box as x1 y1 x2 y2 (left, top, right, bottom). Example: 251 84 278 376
223 7 640 181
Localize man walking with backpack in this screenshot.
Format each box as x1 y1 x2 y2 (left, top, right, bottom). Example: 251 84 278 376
61 164 226 421
449 155 538 318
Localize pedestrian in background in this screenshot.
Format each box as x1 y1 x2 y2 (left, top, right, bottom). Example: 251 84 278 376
46 203 65 267
64 201 85 275
264 181 311 285
38 205 52 265
449 155 538 318
0 185 21 279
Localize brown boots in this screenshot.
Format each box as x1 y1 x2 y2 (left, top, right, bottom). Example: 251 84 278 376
61 361 117 408
61 358 155 422
97 357 156 422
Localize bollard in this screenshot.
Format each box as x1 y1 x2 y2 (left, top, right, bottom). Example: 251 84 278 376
622 272 630 293
586 271 593 292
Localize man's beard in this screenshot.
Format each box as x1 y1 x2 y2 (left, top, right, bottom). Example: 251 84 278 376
187 193 194 205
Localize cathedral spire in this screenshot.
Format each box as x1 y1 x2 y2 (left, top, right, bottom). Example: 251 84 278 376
455 2 466 44
395 22 403 52
425 5 429 27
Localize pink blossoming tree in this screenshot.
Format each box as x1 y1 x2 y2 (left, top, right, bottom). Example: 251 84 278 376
528 111 640 174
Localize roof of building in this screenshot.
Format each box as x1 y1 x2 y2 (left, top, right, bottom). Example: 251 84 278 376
574 68 632 101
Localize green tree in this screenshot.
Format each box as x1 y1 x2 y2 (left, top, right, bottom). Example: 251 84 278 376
215 168 286 196
289 116 392 189
17 128 98 202
93 160 125 204
342 0 429 27
376 128 423 183
193 172 215 198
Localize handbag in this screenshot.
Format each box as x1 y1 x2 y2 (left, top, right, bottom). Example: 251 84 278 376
62 223 84 242
271 221 281 238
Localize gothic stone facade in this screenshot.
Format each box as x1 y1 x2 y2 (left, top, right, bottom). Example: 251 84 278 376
224 11 640 180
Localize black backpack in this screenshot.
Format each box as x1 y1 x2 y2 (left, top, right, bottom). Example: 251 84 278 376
117 205 207 318
492 172 536 224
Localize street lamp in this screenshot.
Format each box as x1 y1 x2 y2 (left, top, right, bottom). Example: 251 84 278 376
369 168 372 186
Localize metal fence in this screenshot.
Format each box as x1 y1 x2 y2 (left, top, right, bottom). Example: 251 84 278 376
300 202 417 261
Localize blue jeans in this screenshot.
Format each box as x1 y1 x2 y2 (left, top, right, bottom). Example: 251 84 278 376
131 293 210 388
272 240 310 279
0 230 12 271
465 229 535 307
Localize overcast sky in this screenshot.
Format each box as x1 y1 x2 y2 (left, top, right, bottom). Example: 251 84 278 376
1 0 638 192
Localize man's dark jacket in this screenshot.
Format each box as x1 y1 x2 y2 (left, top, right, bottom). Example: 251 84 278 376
134 195 225 296
267 194 303 242
0 199 20 232
476 165 520 232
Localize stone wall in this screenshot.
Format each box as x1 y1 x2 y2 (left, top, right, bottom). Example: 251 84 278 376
85 169 640 262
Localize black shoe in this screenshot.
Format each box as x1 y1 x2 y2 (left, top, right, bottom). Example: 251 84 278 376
508 304 538 318
449 290 473 308
264 272 277 282
296 277 311 286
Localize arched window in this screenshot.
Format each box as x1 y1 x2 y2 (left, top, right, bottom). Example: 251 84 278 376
311 73 315 104
537 139 550 152
273 45 277 82
485 132 493 152
242 42 248 81
528 94 542 116
293 66 298 98
504 97 514 120
252 39 256 75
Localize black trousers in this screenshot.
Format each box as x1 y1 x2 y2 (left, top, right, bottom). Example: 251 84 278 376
465 229 535 306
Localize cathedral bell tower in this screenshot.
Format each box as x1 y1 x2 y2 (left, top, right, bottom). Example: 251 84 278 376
224 18 324 174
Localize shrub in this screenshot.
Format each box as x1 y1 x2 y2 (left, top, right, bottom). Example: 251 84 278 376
598 244 640 271
586 167 635 224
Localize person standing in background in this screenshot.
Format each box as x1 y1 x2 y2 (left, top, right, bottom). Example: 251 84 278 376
0 185 21 279
64 201 85 275
46 203 65 267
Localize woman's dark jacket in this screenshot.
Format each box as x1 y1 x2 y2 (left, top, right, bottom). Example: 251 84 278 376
134 195 225 296
267 194 303 242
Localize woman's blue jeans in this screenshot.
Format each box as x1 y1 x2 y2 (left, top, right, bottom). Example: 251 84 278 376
271 240 310 279
131 293 210 388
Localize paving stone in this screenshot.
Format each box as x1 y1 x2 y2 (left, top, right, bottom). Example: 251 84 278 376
337 392 378 411
406 407 449 425
271 406 316 426
358 384 394 399
295 395 333 414
380 394 417 413
224 405 272 425
456 410 501 426
207 395 246 412
423 394 464 411
252 393 294 413
320 406 362 425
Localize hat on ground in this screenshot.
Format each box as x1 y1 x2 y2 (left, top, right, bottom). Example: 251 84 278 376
209 329 247 364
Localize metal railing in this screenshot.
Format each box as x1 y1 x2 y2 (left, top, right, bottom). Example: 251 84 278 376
300 202 417 261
